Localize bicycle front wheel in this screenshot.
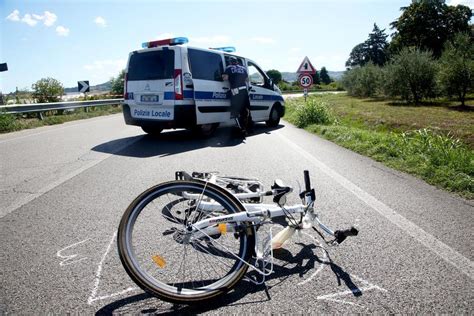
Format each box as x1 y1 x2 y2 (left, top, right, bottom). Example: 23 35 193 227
118 180 254 304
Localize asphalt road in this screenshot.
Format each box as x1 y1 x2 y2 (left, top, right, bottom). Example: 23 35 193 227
1 113 473 314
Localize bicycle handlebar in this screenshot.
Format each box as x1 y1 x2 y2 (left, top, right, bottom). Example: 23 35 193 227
304 170 311 192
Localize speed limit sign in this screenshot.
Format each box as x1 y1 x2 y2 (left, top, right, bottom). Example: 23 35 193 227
299 74 313 88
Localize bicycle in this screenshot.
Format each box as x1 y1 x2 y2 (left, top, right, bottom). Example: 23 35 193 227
117 170 358 304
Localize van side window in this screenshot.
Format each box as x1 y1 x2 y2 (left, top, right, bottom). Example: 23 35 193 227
224 55 244 67
247 63 266 87
188 49 223 81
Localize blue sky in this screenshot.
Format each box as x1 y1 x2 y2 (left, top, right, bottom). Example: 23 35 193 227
1 0 471 93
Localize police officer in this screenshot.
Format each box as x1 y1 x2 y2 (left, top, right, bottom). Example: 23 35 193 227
222 56 252 135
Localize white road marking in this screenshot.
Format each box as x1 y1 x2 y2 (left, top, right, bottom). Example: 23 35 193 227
56 238 91 266
0 136 142 219
87 232 138 305
276 131 474 280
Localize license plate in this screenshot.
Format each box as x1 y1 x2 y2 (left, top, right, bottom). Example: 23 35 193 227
141 95 159 102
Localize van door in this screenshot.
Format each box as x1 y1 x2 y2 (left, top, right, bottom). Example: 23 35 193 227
247 61 275 121
126 48 176 122
188 48 230 125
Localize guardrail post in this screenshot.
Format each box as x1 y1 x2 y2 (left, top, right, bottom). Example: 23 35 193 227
37 112 44 120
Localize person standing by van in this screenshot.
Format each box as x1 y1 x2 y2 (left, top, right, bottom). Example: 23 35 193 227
222 56 252 135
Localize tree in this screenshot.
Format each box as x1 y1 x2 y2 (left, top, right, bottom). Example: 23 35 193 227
346 24 389 68
111 69 125 95
266 69 282 84
390 0 472 58
342 62 382 97
320 67 332 84
383 47 437 104
32 77 64 103
438 32 473 106
312 71 321 85
365 24 389 66
346 43 369 68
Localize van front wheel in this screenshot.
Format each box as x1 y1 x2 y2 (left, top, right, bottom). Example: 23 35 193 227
266 105 281 127
141 126 163 136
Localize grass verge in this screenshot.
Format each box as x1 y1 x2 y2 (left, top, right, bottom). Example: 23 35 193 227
284 94 474 199
0 105 122 134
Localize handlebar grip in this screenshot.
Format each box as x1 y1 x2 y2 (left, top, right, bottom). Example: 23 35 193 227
304 170 311 192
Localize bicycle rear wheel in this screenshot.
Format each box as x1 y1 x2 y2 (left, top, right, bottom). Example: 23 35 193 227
118 180 254 304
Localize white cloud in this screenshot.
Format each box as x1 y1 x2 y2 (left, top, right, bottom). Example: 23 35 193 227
448 0 473 8
6 9 20 21
250 37 276 44
56 25 70 36
189 35 231 45
94 16 107 27
289 47 301 53
32 11 57 27
39 11 57 27
7 10 57 27
22 14 38 26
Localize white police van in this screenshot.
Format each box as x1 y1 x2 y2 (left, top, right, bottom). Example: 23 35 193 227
122 37 285 136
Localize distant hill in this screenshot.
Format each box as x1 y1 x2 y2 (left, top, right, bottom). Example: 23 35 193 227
281 71 345 82
64 80 112 93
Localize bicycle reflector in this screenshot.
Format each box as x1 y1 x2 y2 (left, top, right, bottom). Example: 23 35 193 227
152 255 166 268
209 46 236 53
142 37 189 48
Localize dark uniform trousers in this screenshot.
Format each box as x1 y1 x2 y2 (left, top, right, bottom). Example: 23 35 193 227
230 89 252 131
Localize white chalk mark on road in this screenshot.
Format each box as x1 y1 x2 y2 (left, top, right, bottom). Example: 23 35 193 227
317 274 387 307
87 232 138 305
297 232 329 286
57 238 91 266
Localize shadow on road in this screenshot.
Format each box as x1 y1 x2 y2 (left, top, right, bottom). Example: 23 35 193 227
95 242 362 315
92 124 283 158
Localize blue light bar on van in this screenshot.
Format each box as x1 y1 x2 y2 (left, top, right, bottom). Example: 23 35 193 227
142 37 189 48
209 46 236 53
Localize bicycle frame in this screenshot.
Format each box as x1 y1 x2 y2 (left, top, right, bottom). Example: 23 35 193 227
188 200 335 242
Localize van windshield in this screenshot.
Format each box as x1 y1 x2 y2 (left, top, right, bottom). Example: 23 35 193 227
128 50 174 81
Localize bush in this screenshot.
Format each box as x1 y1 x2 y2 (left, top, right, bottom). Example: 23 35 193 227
0 112 17 132
382 47 437 104
342 62 382 97
294 99 334 128
32 77 64 103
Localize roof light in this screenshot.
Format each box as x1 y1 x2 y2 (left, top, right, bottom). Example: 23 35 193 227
209 46 236 53
142 37 189 48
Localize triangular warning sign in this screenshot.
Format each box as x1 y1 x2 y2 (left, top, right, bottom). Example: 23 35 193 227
297 56 316 74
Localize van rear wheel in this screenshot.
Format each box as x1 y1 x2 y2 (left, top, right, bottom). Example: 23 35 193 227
190 123 219 137
141 126 163 136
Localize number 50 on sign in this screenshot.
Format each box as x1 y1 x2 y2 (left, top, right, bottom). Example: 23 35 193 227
299 74 313 88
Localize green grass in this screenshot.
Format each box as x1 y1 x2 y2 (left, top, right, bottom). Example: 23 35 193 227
284 94 474 199
0 105 123 134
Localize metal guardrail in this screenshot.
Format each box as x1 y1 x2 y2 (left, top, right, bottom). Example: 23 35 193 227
0 98 124 115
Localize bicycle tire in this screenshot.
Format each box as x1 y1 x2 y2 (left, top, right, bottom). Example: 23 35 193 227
118 180 255 304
